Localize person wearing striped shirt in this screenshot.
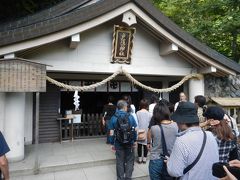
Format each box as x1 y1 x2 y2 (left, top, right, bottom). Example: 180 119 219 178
167 102 219 180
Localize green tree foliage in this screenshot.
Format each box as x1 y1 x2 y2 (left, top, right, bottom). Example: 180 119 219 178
152 0 240 63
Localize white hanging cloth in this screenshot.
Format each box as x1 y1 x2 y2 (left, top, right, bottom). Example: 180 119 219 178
73 90 80 111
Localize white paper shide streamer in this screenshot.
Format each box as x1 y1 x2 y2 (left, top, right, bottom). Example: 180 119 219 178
73 90 80 111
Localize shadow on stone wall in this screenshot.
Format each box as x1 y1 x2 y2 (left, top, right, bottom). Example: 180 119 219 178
205 75 240 97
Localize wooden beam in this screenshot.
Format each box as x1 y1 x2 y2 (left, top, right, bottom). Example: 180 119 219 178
4 53 15 59
69 34 80 49
160 43 178 56
180 50 207 67
198 66 217 74
177 51 202 68
34 92 40 175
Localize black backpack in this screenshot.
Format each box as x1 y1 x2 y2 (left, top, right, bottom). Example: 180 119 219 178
115 114 135 145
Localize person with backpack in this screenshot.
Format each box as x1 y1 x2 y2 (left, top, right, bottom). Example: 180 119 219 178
147 100 178 180
109 100 137 180
167 102 219 180
0 131 10 180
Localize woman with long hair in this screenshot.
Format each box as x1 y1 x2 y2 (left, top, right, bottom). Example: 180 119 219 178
204 106 236 163
147 100 178 180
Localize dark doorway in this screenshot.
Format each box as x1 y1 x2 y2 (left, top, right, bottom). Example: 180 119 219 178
169 81 184 104
60 91 143 138
141 81 162 103
60 91 143 115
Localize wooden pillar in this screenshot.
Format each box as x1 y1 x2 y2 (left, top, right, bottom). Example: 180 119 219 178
189 75 204 103
162 80 169 101
34 92 40 174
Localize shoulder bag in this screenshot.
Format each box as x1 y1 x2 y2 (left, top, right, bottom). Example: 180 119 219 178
159 124 175 180
138 129 146 141
160 125 207 179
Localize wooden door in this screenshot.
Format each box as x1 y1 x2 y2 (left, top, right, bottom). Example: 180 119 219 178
39 84 60 143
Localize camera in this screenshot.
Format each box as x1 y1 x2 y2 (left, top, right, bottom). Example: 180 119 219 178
212 162 240 178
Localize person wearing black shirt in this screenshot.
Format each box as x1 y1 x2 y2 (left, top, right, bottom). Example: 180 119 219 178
102 96 116 144
0 131 10 180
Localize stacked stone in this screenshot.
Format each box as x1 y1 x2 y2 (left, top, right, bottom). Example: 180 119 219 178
205 75 240 97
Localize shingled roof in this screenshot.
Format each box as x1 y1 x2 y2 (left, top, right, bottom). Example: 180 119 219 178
0 0 240 73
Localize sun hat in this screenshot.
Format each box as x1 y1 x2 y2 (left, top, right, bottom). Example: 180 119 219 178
171 101 199 123
203 106 225 120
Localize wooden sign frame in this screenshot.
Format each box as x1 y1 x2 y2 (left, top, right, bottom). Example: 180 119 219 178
111 25 136 64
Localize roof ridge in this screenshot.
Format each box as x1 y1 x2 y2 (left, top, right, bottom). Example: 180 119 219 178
0 0 91 32
0 0 239 73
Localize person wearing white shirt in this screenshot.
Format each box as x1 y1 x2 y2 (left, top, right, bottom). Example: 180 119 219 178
174 92 187 112
122 95 138 126
224 114 239 137
167 102 219 180
149 94 158 115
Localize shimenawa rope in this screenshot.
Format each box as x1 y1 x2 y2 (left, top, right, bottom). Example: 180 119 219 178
46 67 202 93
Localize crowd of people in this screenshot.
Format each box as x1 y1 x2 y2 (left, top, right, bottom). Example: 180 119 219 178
102 93 240 180
0 92 239 180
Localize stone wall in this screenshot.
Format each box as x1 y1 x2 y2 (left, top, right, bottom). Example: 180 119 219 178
205 75 240 97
